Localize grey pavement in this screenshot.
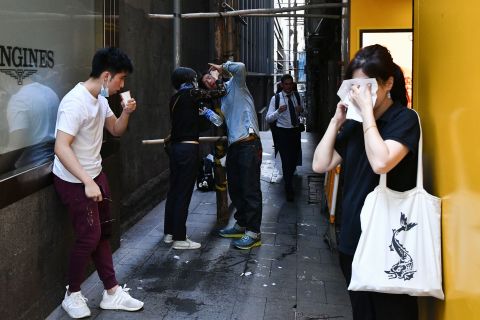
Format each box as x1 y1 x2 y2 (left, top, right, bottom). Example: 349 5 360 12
47 132 352 320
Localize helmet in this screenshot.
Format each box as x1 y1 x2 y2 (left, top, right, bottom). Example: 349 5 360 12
171 67 197 90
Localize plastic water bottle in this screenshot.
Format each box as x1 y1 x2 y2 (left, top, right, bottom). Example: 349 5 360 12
201 107 223 127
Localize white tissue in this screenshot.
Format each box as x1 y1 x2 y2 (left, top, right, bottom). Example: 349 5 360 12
337 78 378 122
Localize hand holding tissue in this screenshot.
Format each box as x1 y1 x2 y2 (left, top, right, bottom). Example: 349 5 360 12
337 78 378 122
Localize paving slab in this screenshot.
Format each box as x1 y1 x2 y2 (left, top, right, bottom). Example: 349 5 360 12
47 132 352 320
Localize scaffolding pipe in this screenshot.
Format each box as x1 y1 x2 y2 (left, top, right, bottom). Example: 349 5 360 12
142 136 227 145
293 0 298 80
243 14 341 18
173 0 181 68
148 3 347 19
149 13 341 19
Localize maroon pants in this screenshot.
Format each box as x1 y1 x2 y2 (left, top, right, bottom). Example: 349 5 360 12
53 172 118 292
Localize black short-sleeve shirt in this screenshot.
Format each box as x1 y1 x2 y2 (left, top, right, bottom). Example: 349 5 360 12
334 102 420 255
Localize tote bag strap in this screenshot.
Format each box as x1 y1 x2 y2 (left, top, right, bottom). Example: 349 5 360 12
379 110 423 189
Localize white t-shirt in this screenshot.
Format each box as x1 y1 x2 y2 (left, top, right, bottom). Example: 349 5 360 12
52 83 114 183
7 82 60 148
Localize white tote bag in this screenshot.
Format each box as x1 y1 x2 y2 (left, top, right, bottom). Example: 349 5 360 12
348 112 444 299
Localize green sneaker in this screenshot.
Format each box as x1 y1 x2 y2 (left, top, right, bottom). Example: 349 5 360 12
233 234 262 250
218 225 245 238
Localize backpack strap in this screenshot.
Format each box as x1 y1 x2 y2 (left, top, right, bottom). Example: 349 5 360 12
165 94 182 146
170 94 181 114
271 93 280 128
294 91 301 106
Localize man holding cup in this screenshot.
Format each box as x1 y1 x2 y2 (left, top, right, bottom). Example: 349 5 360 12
52 47 143 318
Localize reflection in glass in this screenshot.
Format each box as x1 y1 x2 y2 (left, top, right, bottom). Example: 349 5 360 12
0 0 102 179
7 80 59 168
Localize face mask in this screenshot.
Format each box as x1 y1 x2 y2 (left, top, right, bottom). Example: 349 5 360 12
100 76 110 97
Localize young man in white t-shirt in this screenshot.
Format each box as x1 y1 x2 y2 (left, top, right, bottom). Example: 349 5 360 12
52 47 143 318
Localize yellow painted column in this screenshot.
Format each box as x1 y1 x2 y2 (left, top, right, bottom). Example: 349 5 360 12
350 0 480 318
414 0 480 318
350 0 412 58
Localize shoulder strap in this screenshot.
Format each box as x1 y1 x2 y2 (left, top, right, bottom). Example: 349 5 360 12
275 93 280 110
170 95 181 114
294 91 301 105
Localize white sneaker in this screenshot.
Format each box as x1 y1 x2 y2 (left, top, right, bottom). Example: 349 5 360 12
100 284 144 311
163 234 173 244
61 288 91 319
172 238 201 250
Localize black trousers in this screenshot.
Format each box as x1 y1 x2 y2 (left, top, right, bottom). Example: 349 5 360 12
226 138 263 233
164 143 199 240
275 127 301 193
339 252 419 320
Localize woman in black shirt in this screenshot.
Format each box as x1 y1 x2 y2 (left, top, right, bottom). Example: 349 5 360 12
164 67 225 250
312 45 420 320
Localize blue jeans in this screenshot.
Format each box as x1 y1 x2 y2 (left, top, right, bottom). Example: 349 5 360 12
226 138 263 233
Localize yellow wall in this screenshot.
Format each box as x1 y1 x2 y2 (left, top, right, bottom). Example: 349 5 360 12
351 0 480 318
350 0 412 58
414 0 480 318
350 0 480 320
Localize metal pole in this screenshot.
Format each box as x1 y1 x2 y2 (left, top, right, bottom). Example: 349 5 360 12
148 3 347 19
142 136 228 145
341 0 350 78
173 0 181 68
226 0 235 60
288 0 291 74
214 0 224 62
293 0 298 80
149 13 341 19
213 0 230 228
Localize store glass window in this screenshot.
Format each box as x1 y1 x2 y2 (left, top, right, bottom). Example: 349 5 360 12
0 0 103 179
360 29 413 107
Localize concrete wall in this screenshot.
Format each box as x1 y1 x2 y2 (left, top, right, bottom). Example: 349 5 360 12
0 183 70 319
0 1 211 319
0 154 122 320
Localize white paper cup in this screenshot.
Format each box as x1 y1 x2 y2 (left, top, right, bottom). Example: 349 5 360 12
120 90 131 103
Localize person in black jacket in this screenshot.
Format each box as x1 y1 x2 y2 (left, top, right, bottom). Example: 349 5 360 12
164 67 225 250
312 45 419 320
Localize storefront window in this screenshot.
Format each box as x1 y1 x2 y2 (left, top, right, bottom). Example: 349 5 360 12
360 29 413 107
0 0 103 179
